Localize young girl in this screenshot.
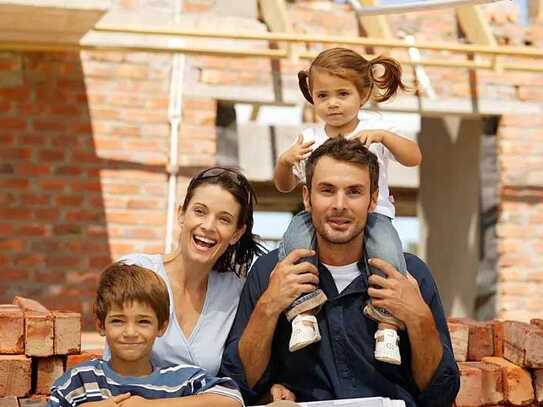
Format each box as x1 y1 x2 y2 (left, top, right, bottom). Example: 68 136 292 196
274 47 422 365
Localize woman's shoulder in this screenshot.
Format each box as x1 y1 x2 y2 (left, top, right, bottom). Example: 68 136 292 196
118 253 163 273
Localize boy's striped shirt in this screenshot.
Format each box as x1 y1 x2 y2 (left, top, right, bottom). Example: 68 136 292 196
46 359 244 406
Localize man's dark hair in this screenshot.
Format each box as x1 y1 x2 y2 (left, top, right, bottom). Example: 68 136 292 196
305 137 379 194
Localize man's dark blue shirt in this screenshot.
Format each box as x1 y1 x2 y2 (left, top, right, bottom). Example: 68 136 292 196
220 249 459 406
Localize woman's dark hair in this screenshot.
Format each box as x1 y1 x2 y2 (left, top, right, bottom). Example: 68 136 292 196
182 167 265 277
298 47 408 105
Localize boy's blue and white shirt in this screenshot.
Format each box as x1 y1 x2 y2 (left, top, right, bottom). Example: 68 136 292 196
46 359 244 407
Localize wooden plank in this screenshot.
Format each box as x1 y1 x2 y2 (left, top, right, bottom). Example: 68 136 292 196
357 0 392 39
258 0 291 33
456 5 497 46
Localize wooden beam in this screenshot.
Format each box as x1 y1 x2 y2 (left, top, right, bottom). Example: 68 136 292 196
528 0 543 22
455 5 497 46
356 0 392 39
258 0 291 33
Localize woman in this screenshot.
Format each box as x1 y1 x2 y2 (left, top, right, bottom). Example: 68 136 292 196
106 167 265 375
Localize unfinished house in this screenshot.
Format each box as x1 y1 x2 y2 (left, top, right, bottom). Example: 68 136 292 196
1 0 542 328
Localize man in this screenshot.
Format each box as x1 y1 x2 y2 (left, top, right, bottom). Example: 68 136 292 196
220 138 459 406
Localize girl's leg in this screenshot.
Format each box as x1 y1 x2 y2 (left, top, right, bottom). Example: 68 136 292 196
364 213 406 365
278 210 316 265
365 212 407 276
279 211 325 352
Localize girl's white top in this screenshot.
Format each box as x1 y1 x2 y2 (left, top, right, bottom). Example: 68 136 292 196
103 253 244 376
293 111 404 218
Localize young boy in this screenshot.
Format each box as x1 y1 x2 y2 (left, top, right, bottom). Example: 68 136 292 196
46 262 244 407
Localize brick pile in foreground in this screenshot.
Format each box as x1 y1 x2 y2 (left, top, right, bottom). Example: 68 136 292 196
450 317 543 406
2 298 542 406
0 297 102 407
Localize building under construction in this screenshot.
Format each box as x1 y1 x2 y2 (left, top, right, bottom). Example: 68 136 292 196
1 0 542 328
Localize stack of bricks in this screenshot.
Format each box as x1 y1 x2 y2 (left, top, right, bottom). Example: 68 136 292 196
449 317 543 406
0 297 101 407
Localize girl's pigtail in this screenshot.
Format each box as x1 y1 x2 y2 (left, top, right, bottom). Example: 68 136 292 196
298 70 314 104
368 56 408 103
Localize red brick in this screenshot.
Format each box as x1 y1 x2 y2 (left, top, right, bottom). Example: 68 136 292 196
464 362 504 405
534 369 543 404
13 296 49 314
503 320 543 368
0 305 24 354
492 320 505 358
482 356 535 405
0 397 19 407
24 312 54 357
449 318 494 361
0 355 32 397
35 357 64 395
18 396 47 407
53 311 81 355
448 321 469 362
530 319 543 331
66 350 103 370
456 363 483 406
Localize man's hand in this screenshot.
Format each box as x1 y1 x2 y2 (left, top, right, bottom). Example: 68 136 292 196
270 384 296 401
80 394 131 407
366 258 430 327
279 135 315 166
259 249 319 317
351 130 384 148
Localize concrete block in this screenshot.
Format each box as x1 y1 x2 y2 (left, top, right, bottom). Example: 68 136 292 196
25 312 54 357
0 305 24 354
53 311 81 355
448 321 469 362
482 356 535 405
0 355 32 397
35 357 65 395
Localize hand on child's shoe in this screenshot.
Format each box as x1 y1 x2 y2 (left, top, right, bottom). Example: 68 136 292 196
366 257 429 327
260 248 318 316
279 135 315 166
352 130 384 147
270 383 296 401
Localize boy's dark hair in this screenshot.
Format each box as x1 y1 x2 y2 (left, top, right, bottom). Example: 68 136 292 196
95 262 169 328
305 137 379 195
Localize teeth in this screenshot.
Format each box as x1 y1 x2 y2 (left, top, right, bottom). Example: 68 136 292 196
194 235 216 245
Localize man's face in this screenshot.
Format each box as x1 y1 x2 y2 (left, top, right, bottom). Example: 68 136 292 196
303 156 377 248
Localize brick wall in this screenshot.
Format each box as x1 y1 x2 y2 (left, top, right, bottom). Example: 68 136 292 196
0 50 171 327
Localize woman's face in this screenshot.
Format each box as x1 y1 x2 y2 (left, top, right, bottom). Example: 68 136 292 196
178 184 246 268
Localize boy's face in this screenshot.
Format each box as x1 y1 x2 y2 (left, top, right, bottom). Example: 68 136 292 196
98 301 167 370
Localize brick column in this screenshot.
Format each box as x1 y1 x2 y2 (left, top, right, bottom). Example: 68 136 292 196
496 113 543 321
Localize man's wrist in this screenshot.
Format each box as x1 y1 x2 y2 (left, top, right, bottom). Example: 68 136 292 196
404 302 433 333
256 292 282 319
